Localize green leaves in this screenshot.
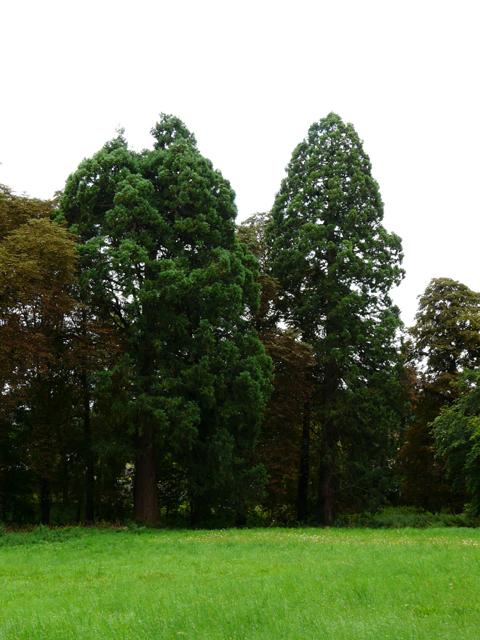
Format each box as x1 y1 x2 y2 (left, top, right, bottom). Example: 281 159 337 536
396 278 480 512
268 112 404 368
59 114 272 523
266 113 405 520
410 278 480 384
432 370 480 515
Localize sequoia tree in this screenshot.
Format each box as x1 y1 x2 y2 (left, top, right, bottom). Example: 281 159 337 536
267 113 404 523
58 116 272 524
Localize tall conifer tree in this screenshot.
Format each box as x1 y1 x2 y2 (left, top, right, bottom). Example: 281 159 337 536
267 113 404 523
59 115 272 524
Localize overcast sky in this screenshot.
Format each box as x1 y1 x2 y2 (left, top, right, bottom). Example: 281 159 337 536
2 0 478 327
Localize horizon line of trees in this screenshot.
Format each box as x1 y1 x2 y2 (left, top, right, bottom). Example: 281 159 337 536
2 113 480 527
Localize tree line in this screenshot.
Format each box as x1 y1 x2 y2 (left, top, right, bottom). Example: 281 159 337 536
2 113 480 526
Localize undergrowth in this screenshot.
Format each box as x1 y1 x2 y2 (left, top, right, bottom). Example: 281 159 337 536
335 506 478 529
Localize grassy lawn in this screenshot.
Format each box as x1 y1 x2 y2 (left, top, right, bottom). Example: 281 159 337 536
1 526 480 639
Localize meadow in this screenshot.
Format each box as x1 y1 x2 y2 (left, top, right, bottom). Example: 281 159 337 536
1 526 479 639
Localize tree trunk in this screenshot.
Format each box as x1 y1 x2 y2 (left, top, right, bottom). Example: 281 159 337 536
316 440 337 525
134 420 160 524
133 273 160 526
82 369 95 526
60 452 70 506
316 352 338 526
296 403 310 523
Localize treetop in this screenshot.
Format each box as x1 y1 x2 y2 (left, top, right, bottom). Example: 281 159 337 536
150 113 197 151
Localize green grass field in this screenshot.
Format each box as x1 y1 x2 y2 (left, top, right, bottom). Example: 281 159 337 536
1 527 479 639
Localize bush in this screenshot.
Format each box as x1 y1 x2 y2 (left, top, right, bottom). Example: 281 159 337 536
335 506 478 529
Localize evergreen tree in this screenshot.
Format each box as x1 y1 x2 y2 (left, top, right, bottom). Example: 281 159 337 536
266 113 404 523
58 116 272 524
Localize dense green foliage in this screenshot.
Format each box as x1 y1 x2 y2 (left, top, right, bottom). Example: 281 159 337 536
237 213 315 521
266 113 406 523
57 115 272 524
397 278 480 511
2 114 480 527
432 369 480 515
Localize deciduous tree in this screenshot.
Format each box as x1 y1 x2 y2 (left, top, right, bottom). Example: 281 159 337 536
432 369 480 515
238 213 315 522
0 186 79 522
396 278 480 510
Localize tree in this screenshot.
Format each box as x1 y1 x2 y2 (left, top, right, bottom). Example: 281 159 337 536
409 278 480 391
432 369 480 515
0 185 123 525
0 186 73 401
253 329 315 521
0 185 79 523
396 278 480 510
238 213 315 522
266 113 404 523
58 115 272 524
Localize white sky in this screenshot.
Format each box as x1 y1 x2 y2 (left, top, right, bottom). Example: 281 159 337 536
1 0 479 328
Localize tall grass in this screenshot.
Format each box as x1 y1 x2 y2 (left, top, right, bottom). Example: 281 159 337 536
1 527 479 639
